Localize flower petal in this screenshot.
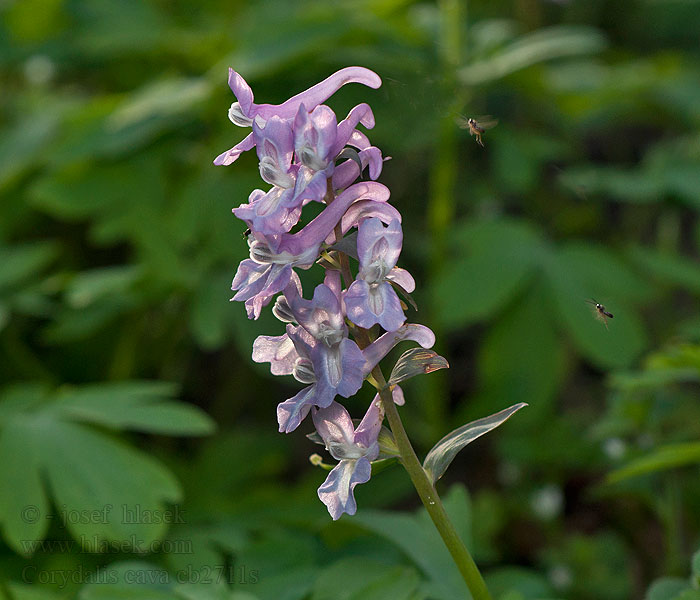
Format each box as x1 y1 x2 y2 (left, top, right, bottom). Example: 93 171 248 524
213 132 256 166
277 385 317 433
252 333 298 375
317 457 371 520
361 323 436 375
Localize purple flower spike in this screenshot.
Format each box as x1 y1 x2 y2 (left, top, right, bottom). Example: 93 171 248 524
217 65 450 520
344 218 412 331
313 400 381 520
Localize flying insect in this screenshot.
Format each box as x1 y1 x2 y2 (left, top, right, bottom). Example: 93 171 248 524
457 115 498 147
586 299 613 330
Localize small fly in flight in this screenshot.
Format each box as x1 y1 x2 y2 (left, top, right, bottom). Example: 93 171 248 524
586 300 613 330
457 115 498 147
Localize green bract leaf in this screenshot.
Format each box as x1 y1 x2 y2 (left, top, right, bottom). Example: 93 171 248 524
423 403 527 484
388 348 449 385
607 442 700 484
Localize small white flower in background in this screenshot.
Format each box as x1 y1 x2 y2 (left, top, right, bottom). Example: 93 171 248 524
530 484 563 520
603 437 627 460
24 55 55 86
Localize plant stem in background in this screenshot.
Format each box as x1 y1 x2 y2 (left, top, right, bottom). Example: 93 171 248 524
425 0 468 442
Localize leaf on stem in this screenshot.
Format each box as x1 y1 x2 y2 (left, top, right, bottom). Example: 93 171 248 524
389 348 449 385
423 403 527 484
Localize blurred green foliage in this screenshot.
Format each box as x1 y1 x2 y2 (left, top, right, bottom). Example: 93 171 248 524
1 0 700 598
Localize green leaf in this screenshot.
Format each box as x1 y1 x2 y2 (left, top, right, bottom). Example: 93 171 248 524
0 107 61 191
352 486 471 600
106 77 211 133
645 578 691 600
312 557 420 600
460 25 606 85
484 567 554 599
0 425 51 553
433 219 544 327
423 403 527 484
691 549 700 586
0 242 58 294
627 245 700 294
475 284 566 419
0 383 191 554
388 348 449 385
4 582 64 600
545 249 647 368
607 442 700 484
190 269 237 351
55 382 215 436
65 266 143 309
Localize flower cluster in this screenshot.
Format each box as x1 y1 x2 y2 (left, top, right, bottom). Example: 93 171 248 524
215 67 435 519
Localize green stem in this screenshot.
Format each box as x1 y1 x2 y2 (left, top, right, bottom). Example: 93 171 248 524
375 367 492 600
326 169 490 599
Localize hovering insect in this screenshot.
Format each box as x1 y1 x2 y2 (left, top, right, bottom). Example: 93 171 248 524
586 299 614 330
457 115 498 147
243 227 251 240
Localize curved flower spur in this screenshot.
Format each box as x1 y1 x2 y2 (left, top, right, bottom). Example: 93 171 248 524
213 68 526 592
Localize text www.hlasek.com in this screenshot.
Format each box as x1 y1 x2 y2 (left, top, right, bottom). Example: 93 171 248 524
20 535 193 555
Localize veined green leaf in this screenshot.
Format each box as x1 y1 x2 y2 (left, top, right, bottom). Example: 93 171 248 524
433 219 544 327
607 442 700 484
55 381 215 436
0 381 213 554
423 403 527 485
460 26 606 85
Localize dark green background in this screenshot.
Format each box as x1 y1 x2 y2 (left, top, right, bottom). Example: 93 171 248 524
1 1 700 599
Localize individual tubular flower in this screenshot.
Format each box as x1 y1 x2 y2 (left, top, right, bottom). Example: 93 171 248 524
344 217 416 332
267 322 435 433
231 182 390 319
313 400 382 520
274 321 366 434
214 67 382 166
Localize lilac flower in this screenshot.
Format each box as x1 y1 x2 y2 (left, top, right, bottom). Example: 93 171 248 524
261 322 434 433
274 321 365 433
313 400 382 520
214 67 382 166
344 218 415 331
231 182 390 319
